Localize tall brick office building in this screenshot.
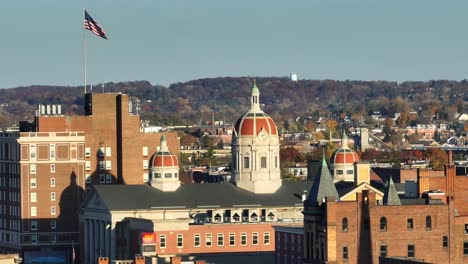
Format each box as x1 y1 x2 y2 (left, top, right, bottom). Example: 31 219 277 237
0 92 178 262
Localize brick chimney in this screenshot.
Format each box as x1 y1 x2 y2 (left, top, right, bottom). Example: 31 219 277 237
98 257 109 264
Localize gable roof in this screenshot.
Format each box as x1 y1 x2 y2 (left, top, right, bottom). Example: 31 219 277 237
90 181 313 211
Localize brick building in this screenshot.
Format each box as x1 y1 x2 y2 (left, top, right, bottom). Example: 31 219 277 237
0 92 178 263
303 157 468 264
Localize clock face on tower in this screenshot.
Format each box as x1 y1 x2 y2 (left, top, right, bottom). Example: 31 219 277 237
259 130 267 140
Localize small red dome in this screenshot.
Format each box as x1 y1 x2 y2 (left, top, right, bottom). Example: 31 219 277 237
234 112 278 136
332 148 359 164
151 151 178 167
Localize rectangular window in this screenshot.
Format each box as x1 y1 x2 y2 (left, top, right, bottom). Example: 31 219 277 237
105 147 111 157
443 236 448 248
380 244 387 257
407 218 414 229
337 170 344 175
106 160 112 170
50 164 55 173
50 144 55 159
51 234 57 243
143 146 148 156
106 174 112 183
159 235 166 248
464 242 468 255
85 147 91 157
465 224 468 234
229 233 235 246
241 232 247 246
51 206 56 215
264 232 270 245
30 145 36 159
31 207 37 217
217 233 224 246
206 233 212 247
194 234 200 247
261 157 267 168
50 178 56 187
30 192 37 203
164 173 172 178
177 234 183 248
85 161 91 171
99 174 105 183
143 173 149 182
275 156 278 168
252 232 258 245
343 246 348 260
99 161 105 170
143 160 149 169
51 220 56 230
30 164 36 174
243 157 249 169
31 220 37 231
31 235 38 244
51 192 56 201
155 173 161 178
346 170 354 175
30 178 37 188
408 244 415 258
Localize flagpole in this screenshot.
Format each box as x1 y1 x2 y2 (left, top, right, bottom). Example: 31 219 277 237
83 8 87 94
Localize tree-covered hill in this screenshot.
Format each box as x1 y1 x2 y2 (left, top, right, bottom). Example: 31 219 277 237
0 77 466 130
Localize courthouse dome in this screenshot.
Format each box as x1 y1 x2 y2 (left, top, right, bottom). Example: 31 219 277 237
331 131 359 165
234 81 278 137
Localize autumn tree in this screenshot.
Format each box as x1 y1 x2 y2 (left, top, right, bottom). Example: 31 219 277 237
425 148 448 171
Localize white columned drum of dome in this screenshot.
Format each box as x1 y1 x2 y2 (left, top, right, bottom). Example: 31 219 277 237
149 135 181 191
231 81 281 193
331 131 359 182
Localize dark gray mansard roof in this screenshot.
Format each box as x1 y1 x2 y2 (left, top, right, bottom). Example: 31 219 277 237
92 181 313 211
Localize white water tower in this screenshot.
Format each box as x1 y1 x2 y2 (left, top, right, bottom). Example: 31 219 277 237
290 73 298 82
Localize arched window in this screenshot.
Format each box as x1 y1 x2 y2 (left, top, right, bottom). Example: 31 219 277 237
380 217 387 231
426 215 432 230
342 218 348 232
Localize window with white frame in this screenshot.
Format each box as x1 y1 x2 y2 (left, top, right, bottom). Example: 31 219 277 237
229 233 235 246
143 160 149 169
50 164 55 173
30 178 37 188
85 147 91 157
143 146 148 156
217 233 224 246
99 161 105 170
50 144 55 159
51 192 56 201
51 220 56 230
51 206 56 215
30 164 36 174
194 234 201 247
99 147 105 157
99 174 105 183
252 232 258 245
85 161 91 171
106 174 112 183
206 233 212 247
30 145 36 159
85 174 91 184
143 173 149 182
31 235 37 244
30 193 37 203
241 232 247 246
105 147 111 157
159 235 166 248
50 178 56 187
177 234 183 248
31 207 37 217
105 160 112 170
264 232 270 245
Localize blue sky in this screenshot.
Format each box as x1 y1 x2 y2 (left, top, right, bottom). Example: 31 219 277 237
1 0 467 88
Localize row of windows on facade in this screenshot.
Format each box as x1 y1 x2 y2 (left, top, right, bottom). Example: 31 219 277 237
204 210 276 223
28 164 58 174
340 216 435 232
333 169 354 175
235 156 279 170
84 146 158 158
0 142 19 161
0 190 20 202
29 191 57 202
29 178 56 189
0 219 20 231
0 163 20 174
0 231 20 245
30 220 56 231
275 233 302 253
0 205 20 217
157 232 271 248
30 206 56 216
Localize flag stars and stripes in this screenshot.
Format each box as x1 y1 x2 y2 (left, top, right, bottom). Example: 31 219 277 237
84 10 108 39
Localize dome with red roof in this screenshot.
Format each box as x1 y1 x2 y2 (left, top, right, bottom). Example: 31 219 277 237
233 81 278 137
331 131 359 164
151 135 178 168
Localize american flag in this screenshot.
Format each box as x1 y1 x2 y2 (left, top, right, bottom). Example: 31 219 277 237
84 10 107 39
